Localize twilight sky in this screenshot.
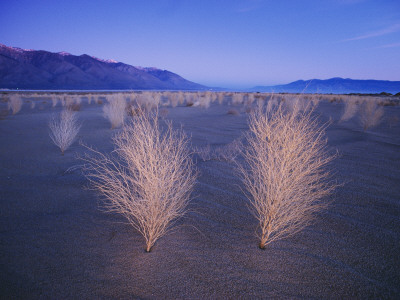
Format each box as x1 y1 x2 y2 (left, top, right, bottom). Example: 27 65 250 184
1 0 399 88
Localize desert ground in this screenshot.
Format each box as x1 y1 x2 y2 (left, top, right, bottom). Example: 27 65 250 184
0 91 399 299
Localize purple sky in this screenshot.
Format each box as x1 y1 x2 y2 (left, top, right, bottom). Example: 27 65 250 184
1 0 399 88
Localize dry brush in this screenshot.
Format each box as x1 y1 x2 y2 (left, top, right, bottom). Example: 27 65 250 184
238 103 336 249
49 109 81 155
359 99 384 130
82 108 197 252
103 95 127 129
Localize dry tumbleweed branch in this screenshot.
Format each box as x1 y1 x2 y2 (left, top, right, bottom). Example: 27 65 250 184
8 95 23 115
103 95 127 129
339 97 358 122
49 109 81 155
238 103 336 249
359 99 384 130
82 108 197 252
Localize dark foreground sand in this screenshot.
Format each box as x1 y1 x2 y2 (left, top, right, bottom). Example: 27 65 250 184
0 95 399 299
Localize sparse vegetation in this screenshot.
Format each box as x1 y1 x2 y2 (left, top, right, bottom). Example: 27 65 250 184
238 103 336 249
339 97 358 122
359 100 384 130
8 95 22 115
82 108 197 252
193 143 213 161
103 95 127 129
214 138 243 162
51 97 58 108
227 108 239 115
67 102 82 111
49 109 81 155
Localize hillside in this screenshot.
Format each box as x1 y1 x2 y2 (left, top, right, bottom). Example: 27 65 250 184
0 44 206 90
251 77 400 94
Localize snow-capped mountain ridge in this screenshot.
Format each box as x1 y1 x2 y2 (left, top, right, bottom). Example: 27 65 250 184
0 44 206 90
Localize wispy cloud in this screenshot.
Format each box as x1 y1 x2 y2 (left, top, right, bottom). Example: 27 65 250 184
376 42 400 48
342 23 400 42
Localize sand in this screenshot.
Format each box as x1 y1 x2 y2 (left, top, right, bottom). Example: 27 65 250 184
0 94 399 299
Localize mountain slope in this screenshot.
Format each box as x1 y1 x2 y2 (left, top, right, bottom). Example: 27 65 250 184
0 44 206 90
251 77 400 94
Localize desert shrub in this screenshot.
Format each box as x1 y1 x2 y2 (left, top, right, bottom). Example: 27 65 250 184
135 92 159 112
310 95 321 107
148 92 161 109
339 97 358 122
193 144 213 161
8 95 22 115
283 95 309 113
232 93 244 106
103 95 127 129
86 95 92 105
217 92 225 105
238 103 336 249
62 96 75 108
182 93 194 107
378 99 397 106
67 102 82 111
266 98 278 113
82 109 197 252
194 139 243 162
169 92 179 107
246 93 255 105
51 96 58 107
214 138 243 162
359 100 384 130
171 91 185 107
49 109 81 155
177 92 185 105
198 95 211 109
210 92 218 103
126 103 141 117
227 109 239 115
330 96 340 103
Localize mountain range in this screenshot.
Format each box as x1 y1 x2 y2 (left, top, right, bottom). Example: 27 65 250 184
0 44 205 90
251 77 400 94
1 44 399 94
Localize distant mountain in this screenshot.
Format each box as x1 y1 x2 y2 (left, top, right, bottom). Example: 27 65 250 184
0 44 206 90
251 77 400 94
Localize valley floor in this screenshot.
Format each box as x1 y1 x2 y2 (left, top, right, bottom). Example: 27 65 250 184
0 92 399 298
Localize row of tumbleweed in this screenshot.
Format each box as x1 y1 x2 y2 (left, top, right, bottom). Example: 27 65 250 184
2 91 392 131
3 91 395 251
50 96 338 252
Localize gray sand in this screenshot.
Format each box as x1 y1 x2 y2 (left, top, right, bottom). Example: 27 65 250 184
0 95 399 298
